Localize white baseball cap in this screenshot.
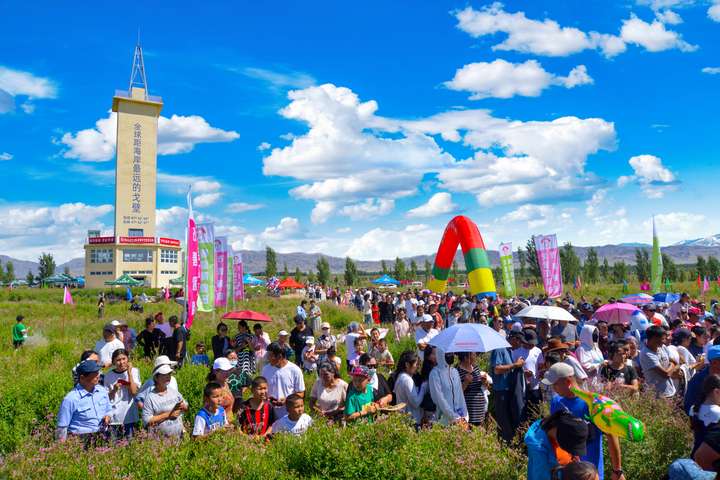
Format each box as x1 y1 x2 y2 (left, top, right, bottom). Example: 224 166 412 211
278 330 289 337
305 337 315 345
420 314 434 323
212 357 234 371
541 363 575 386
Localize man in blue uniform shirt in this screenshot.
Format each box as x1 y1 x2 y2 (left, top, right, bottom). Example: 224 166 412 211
56 359 111 444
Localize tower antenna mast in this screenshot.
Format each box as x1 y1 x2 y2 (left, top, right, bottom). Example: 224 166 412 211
128 30 148 100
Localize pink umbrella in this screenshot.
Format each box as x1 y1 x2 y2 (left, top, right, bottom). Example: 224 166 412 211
593 303 641 325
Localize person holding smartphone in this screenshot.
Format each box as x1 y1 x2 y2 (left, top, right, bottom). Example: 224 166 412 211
141 364 188 438
103 349 141 441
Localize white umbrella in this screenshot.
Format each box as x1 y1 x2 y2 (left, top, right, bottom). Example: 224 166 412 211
515 305 577 323
428 323 510 353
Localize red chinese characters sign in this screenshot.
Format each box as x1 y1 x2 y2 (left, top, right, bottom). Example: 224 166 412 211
159 237 181 247
119 236 155 244
88 236 115 244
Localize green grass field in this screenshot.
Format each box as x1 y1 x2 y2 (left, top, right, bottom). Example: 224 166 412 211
0 286 697 479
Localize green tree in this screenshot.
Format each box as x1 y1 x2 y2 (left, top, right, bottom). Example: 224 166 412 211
344 257 359 286
63 265 70 275
662 253 677 282
26 270 35 285
307 271 316 283
409 260 418 281
424 259 432 281
584 247 599 283
451 260 458 283
381 260 389 275
634 249 650 282
707 256 720 278
493 266 503 286
4 261 14 282
697 256 707 278
394 257 406 281
316 256 330 286
517 247 527 279
600 258 610 281
265 247 277 277
283 262 289 278
526 238 541 279
294 267 302 282
559 243 581 284
612 261 628 284
38 252 56 281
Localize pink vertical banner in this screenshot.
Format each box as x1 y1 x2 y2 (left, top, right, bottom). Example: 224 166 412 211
186 217 200 328
534 234 563 298
233 251 244 302
214 236 228 308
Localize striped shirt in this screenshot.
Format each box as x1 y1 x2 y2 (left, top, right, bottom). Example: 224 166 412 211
458 365 487 425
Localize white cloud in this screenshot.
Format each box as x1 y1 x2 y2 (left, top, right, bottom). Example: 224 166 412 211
344 224 441 260
504 204 553 228
709 1 720 21
406 192 458 218
336 227 351 233
240 67 316 90
60 111 239 161
619 15 696 52
265 83 615 217
0 202 112 262
257 142 271 151
339 198 395 220
445 60 592 100
193 192 222 208
263 83 451 220
629 154 675 183
0 152 12 161
454 3 695 57
233 217 303 251
0 66 57 114
262 217 300 240
420 114 616 206
645 212 707 244
655 9 683 24
455 4 596 56
226 202 265 213
702 67 720 75
620 154 677 198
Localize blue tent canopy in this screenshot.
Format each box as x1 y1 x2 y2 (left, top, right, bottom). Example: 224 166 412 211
372 274 400 285
243 273 265 286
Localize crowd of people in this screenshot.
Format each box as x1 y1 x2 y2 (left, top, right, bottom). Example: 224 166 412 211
32 286 720 479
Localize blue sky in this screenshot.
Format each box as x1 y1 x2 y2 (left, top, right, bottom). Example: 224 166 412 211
1 0 719 262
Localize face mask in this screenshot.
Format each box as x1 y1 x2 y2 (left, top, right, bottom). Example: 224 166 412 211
229 360 238 367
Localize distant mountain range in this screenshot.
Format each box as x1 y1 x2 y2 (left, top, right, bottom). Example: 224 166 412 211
3 240 720 278
674 234 720 247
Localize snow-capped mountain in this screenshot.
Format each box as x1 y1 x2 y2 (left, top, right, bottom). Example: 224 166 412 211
673 234 720 247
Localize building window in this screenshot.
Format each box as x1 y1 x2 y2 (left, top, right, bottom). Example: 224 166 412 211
123 249 152 263
160 249 178 263
161 270 178 275
128 228 144 237
90 249 113 264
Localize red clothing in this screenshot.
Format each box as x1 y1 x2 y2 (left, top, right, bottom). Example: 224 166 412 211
372 304 380 324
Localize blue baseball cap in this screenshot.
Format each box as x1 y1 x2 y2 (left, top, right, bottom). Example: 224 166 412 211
76 359 102 375
708 345 720 362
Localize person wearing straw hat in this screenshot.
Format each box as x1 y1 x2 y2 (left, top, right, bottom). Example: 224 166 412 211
141 362 187 438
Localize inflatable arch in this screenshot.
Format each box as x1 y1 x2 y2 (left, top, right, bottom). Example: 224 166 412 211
427 215 497 298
